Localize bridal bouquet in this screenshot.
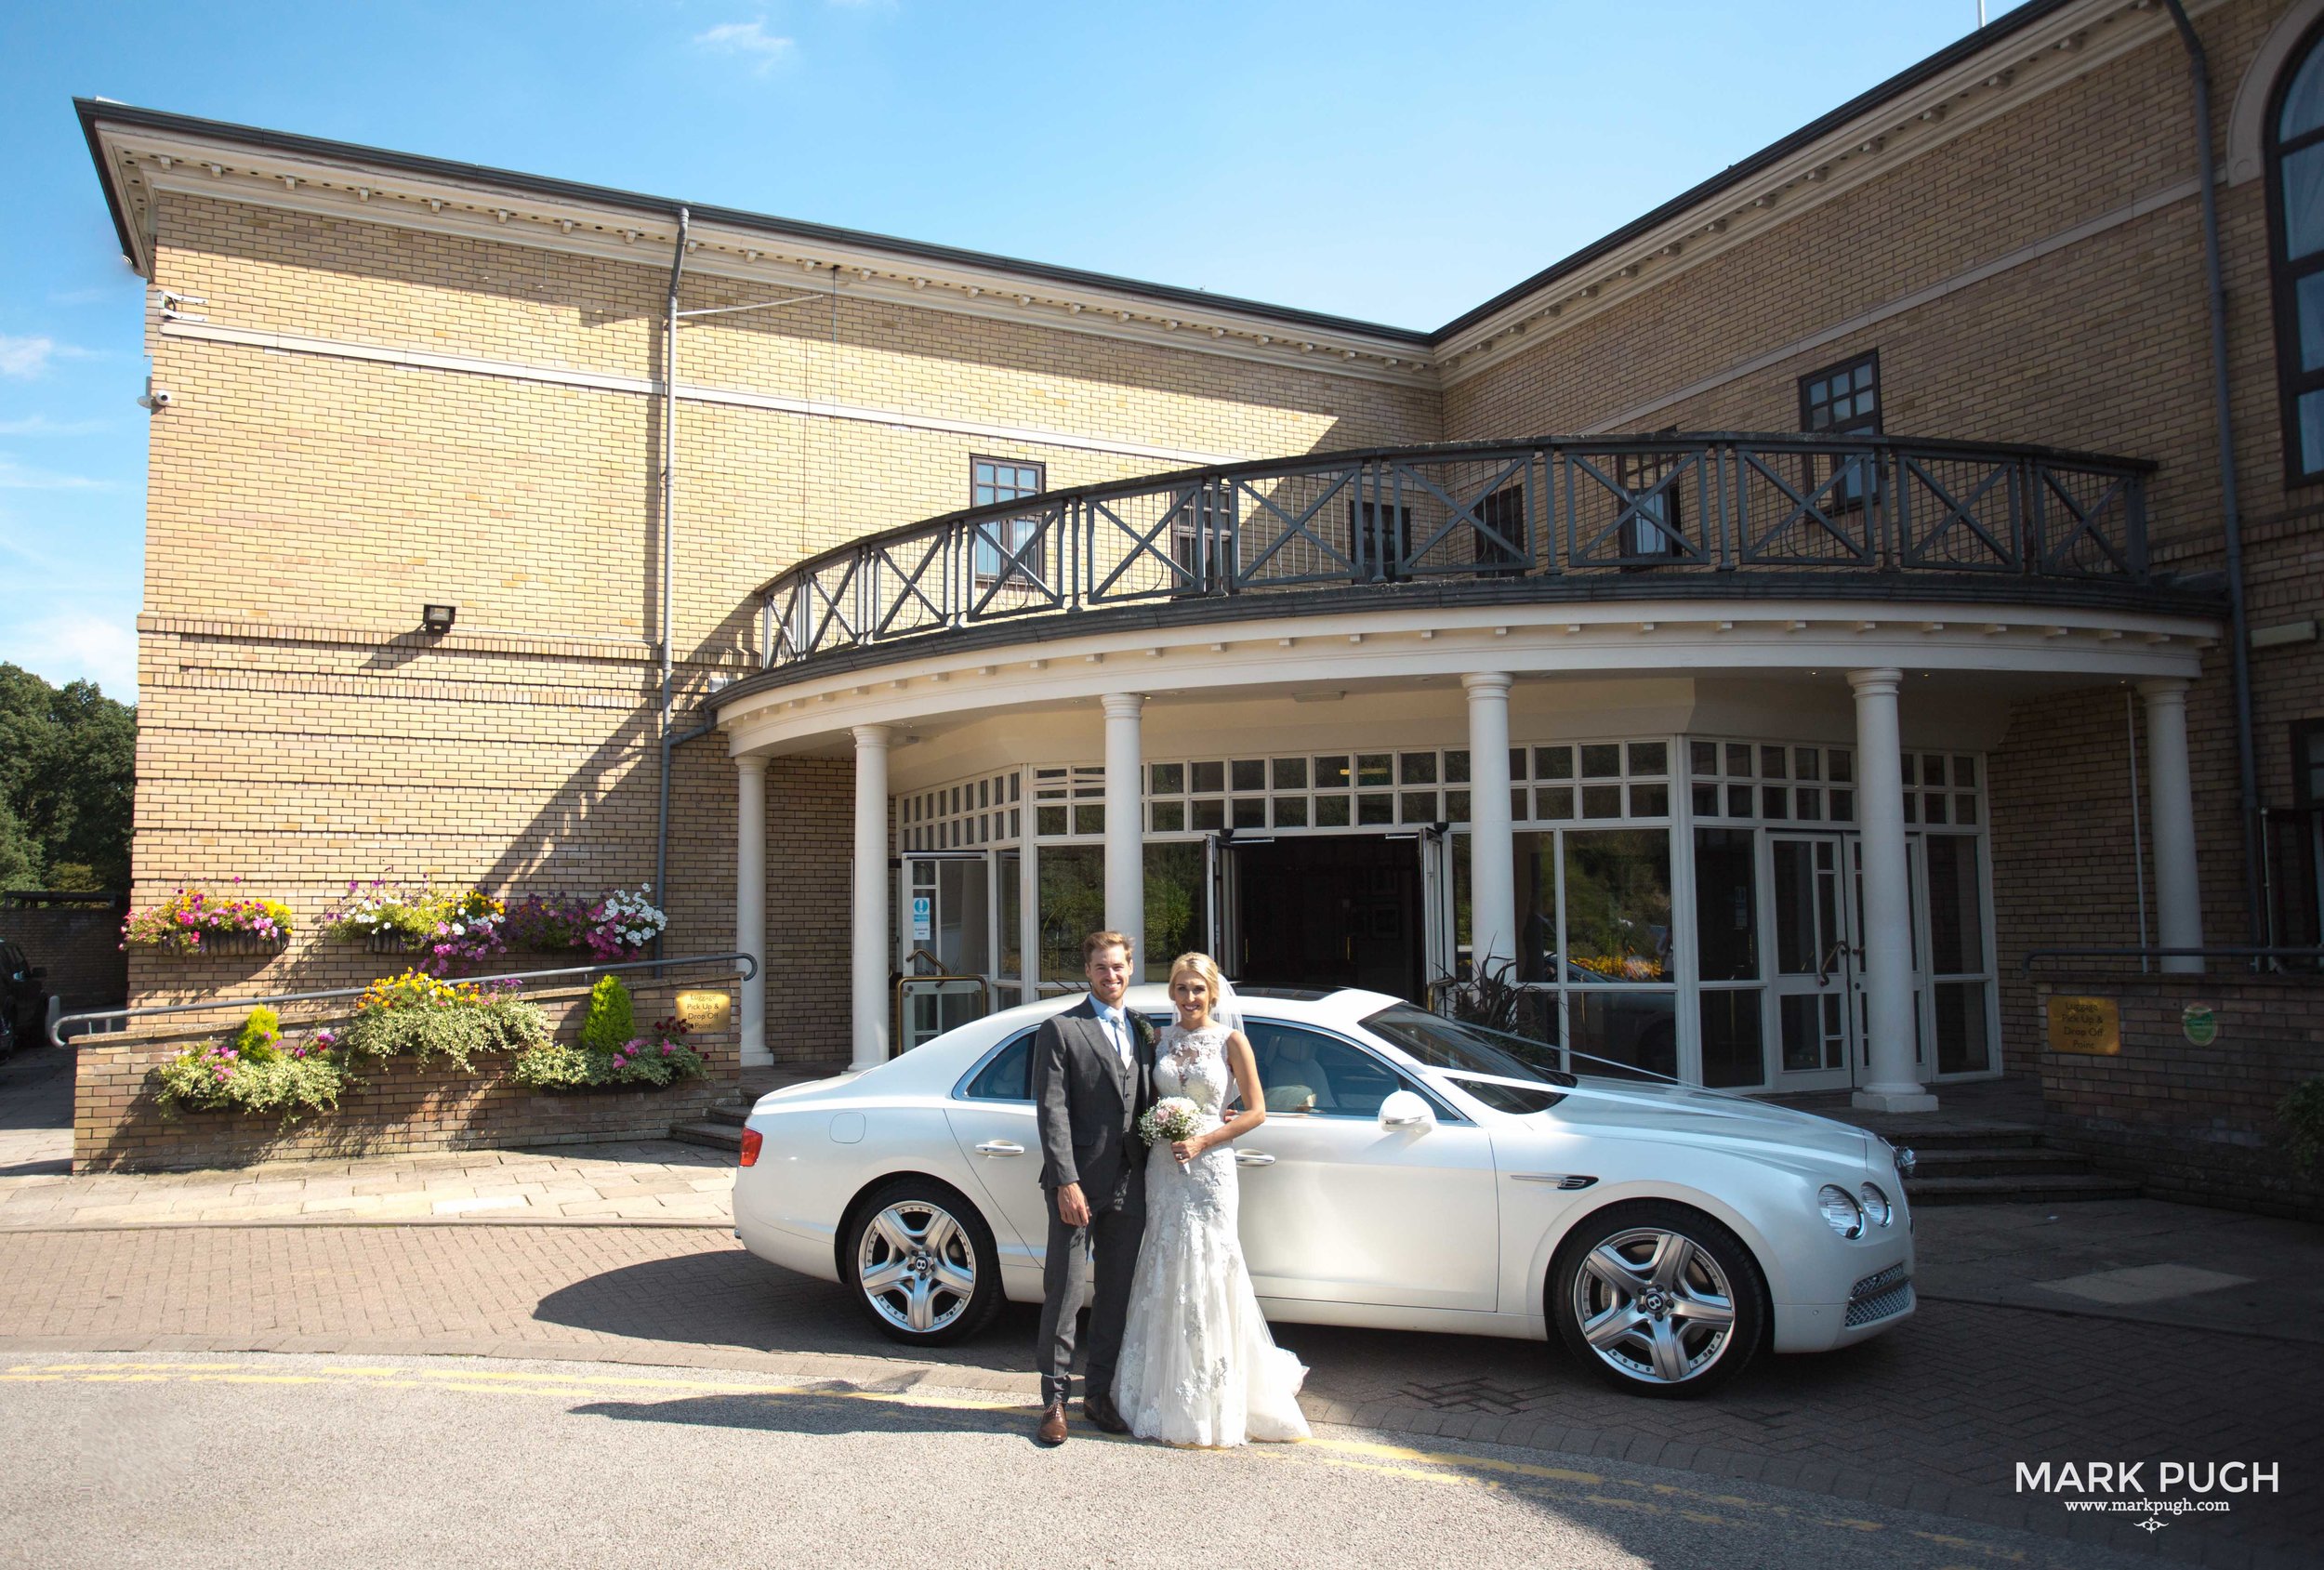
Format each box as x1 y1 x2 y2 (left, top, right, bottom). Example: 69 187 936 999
1137 1096 1202 1149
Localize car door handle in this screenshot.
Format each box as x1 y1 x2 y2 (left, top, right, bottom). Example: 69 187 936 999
974 1141 1024 1156
1235 1151 1275 1167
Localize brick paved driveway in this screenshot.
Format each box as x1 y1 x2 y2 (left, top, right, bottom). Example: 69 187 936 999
0 1224 2311 1567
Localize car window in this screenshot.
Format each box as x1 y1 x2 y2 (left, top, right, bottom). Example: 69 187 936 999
1361 1005 1574 1087
960 1030 1036 1102
1446 1075 1567 1115
1240 1021 1418 1120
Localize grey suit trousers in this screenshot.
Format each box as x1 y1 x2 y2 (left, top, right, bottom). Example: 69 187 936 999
1037 1190 1146 1409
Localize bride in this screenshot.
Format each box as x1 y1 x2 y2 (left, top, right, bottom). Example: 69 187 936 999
1112 951 1311 1447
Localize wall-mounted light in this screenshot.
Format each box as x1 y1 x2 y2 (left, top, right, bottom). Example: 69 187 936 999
420 603 456 634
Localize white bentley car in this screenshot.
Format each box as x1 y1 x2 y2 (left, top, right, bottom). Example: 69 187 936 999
733 986 1915 1396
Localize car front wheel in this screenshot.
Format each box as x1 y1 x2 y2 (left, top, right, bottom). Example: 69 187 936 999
842 1179 1003 1347
1550 1201 1765 1397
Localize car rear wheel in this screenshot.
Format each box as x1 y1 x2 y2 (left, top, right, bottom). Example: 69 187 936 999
1550 1201 1765 1398
842 1179 1003 1347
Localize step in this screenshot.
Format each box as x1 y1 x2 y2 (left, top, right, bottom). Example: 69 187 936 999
1904 1172 2141 1206
669 1120 745 1153
698 1102 750 1128
1905 1147 2095 1180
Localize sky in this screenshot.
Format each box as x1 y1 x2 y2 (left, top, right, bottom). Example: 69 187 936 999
0 0 2025 703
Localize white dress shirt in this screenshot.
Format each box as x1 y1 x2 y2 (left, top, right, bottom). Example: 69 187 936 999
1091 1001 1134 1069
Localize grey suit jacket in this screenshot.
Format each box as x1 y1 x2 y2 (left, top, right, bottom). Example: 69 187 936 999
1032 996 1155 1211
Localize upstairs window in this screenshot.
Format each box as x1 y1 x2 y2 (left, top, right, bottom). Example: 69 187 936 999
2268 19 2324 485
971 457 1046 587
1799 351 1881 511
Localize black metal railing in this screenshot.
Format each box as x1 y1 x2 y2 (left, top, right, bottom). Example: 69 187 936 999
757 433 2158 668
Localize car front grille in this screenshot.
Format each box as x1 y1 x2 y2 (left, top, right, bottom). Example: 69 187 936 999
1850 1261 1907 1300
1845 1261 1913 1327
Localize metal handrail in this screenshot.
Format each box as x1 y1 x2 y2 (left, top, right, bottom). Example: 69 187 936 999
48 950 760 1047
756 431 2164 669
2019 945 2324 976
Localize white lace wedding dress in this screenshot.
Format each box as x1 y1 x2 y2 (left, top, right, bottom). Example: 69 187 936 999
1112 1022 1311 1446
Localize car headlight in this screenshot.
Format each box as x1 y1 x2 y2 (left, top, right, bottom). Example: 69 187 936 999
1817 1184 1864 1239
1857 1181 1892 1228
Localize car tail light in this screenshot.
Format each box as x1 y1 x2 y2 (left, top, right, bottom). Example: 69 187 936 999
739 1128 762 1167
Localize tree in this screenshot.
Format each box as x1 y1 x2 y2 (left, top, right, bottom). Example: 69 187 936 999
0 663 137 891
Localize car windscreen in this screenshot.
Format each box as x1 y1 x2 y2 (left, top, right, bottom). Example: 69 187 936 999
1360 1005 1577 1088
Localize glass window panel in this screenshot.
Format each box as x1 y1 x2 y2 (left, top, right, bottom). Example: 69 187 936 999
1314 756 1352 789
1142 841 1208 983
2285 36 2324 139
1010 809 1021 838
1444 749 1471 784
1902 794 1919 825
1580 744 1621 778
1762 785 1789 818
1796 789 1822 821
1956 794 1977 825
1233 797 1266 828
1037 845 1104 982
1771 839 1814 975
1628 741 1668 776
1357 792 1393 825
1692 783 1719 816
1446 789 1471 823
1507 748 1527 782
1193 798 1226 831
1828 749 1854 784
1271 757 1308 790
997 850 1022 981
1356 754 1393 787
1727 784 1754 818
1630 783 1669 817
1829 788 1854 821
1923 755 1948 787
1691 740 1719 776
1760 745 1789 779
1699 989 1764 1089
2284 144 2324 259
1582 785 1623 819
1953 756 1977 788
1725 743 1752 777
1513 830 1556 983
1399 752 1438 785
1191 760 1224 794
1273 797 1308 828
1924 794 1948 825
1794 747 1821 782
1535 746 1574 780
1899 754 1917 786
1779 994 1827 1072
2294 272 2324 375
1232 759 1265 793
1563 828 1672 983
1926 835 1985 974
1149 762 1184 795
1694 827 1759 983
1536 786 1574 821
1512 788 1528 820
1073 804 1104 836
1150 800 1185 832
1400 791 1439 824
2301 390 2324 473
1010 774 1022 802
1570 990 1678 1080
1315 795 1351 827
978 779 990 809
1934 980 1991 1075
1037 805 1067 837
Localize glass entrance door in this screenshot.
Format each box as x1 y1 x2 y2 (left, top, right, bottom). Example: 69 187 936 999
1767 833 1859 1089
898 853 992 1049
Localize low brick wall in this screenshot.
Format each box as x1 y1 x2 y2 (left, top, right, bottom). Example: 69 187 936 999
1 893 128 1014
73 972 741 1173
2035 974 2324 1220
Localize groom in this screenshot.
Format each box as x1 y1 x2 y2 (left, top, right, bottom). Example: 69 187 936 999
1031 929 1154 1447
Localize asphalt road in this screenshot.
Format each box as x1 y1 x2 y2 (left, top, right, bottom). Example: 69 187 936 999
0 1352 2172 1570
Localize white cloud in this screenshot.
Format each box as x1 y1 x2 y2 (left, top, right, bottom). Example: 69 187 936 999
0 336 94 379
0 415 109 437
694 20 795 72
0 458 109 491
4 611 139 700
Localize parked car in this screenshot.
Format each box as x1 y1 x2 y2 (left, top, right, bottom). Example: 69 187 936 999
0 941 44 1049
733 986 1914 1396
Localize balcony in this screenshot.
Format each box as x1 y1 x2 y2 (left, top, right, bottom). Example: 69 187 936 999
756 433 2199 674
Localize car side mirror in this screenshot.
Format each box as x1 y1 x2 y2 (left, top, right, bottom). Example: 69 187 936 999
1379 1090 1435 1132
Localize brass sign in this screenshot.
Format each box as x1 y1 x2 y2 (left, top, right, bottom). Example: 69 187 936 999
2046 996 2120 1056
674 990 733 1034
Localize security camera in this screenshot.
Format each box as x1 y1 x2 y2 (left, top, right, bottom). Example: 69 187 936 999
137 378 171 412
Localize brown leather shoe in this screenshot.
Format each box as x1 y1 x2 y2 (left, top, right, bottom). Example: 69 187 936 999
1035 1401 1068 1447
1082 1390 1129 1434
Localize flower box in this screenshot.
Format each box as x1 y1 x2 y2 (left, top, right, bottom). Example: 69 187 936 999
194 930 290 959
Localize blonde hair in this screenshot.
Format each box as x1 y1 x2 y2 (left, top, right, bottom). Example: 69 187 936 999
1168 952 1224 1008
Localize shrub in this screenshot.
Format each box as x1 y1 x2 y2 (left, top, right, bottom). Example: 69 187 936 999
578 975 635 1054
509 1010 706 1091
340 969 549 1071
121 886 294 956
2282 1079 2324 1175
152 1009 349 1123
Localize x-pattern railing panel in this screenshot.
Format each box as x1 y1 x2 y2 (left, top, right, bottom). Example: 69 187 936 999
753 435 2157 666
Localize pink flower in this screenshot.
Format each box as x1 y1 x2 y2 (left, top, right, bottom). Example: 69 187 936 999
661 1043 674 1056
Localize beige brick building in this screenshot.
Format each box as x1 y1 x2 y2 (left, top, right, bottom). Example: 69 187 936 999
75 0 2324 1149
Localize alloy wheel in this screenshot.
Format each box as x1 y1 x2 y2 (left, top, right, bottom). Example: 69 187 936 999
1568 1224 1740 1386
855 1198 979 1336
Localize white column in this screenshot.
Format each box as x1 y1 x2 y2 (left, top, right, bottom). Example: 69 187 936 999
850 724 891 1071
1102 693 1146 969
2141 679 2205 975
1463 673 1516 979
1849 669 1936 1112
734 753 770 1067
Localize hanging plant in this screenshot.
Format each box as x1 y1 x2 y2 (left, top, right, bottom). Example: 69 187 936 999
121 884 294 957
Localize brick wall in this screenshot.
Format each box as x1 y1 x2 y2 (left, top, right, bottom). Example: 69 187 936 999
0 896 128 1016
2035 974 2324 1220
73 972 739 1173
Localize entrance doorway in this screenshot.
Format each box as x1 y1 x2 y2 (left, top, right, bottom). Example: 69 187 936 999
1766 833 1862 1090
1225 835 1424 1001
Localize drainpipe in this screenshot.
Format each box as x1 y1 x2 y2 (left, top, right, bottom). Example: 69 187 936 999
2162 0 2265 949
654 207 691 924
